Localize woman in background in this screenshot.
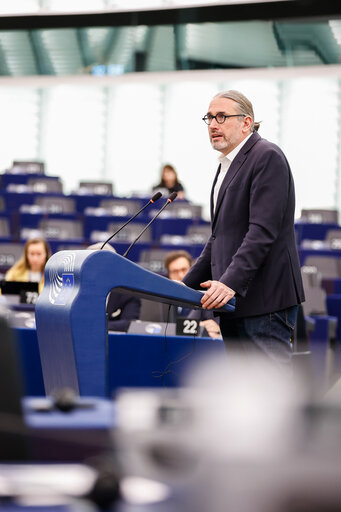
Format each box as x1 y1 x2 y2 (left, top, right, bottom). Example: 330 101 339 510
153 163 185 199
5 238 51 294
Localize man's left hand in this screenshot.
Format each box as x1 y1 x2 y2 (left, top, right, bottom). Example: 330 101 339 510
200 280 235 310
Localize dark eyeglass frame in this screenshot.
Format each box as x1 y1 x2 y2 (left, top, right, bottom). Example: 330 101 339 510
202 113 246 125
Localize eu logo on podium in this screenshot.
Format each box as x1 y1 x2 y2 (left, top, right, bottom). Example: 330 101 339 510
54 273 74 306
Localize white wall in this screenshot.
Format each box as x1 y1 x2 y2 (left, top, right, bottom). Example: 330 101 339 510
0 66 340 220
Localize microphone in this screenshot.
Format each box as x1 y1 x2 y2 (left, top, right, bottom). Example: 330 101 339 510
123 192 177 258
100 191 162 250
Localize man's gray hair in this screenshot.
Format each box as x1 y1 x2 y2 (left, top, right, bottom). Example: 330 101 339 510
214 90 261 132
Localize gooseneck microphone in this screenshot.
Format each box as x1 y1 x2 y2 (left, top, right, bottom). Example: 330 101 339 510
100 191 162 250
123 192 177 258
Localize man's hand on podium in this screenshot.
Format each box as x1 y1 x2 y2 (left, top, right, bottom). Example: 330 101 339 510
200 280 236 310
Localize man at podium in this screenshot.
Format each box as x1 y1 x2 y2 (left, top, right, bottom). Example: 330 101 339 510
183 90 305 372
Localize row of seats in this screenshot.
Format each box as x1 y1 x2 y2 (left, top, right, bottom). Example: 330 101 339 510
299 208 339 224
0 166 210 272
1 162 340 396
283 209 341 389
0 215 208 260
1 167 341 288
0 224 209 276
295 209 341 294
0 192 206 248
1 163 113 196
1 192 203 218
0 167 205 240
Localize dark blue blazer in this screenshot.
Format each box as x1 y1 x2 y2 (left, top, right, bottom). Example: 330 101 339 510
106 291 140 332
183 132 305 318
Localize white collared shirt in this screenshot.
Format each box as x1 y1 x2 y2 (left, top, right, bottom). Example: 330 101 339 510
213 133 252 212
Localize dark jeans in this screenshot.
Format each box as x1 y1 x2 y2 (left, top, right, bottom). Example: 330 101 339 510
220 306 299 373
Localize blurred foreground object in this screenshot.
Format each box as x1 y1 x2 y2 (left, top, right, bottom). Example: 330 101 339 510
115 354 341 512
0 303 27 461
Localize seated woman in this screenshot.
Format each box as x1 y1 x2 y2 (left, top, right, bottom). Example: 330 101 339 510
153 163 185 199
5 238 51 294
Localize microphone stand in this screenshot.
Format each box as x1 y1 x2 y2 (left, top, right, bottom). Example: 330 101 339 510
123 192 177 258
100 192 162 250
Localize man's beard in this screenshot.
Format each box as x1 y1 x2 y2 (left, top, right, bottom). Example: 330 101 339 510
211 137 229 152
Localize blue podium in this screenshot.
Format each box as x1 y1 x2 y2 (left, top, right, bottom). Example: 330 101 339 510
35 250 234 397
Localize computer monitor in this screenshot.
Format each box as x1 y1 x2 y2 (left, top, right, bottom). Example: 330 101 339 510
0 281 39 305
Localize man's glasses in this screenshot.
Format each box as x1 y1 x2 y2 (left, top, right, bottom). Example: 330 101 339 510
202 113 246 125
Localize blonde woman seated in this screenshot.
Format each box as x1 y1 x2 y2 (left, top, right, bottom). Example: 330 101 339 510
5 238 51 294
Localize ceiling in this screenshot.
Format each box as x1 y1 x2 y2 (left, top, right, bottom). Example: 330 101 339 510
0 1 340 76
0 19 341 76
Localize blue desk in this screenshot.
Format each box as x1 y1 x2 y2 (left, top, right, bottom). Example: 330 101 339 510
15 327 45 396
4 191 66 213
108 332 225 394
19 212 80 230
70 194 145 215
0 174 58 188
23 396 115 462
151 218 206 241
295 222 339 244
69 193 111 213
299 248 341 266
4 191 69 236
83 213 149 240
307 315 338 388
13 326 225 397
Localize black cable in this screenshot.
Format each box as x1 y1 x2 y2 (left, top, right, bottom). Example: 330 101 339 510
152 305 200 384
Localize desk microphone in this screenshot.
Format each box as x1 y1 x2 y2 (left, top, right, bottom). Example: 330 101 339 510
123 192 177 258
100 191 162 250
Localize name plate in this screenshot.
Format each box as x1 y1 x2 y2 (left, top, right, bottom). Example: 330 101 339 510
176 318 199 336
20 290 39 304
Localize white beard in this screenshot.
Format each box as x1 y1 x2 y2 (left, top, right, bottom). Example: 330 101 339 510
211 138 229 152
